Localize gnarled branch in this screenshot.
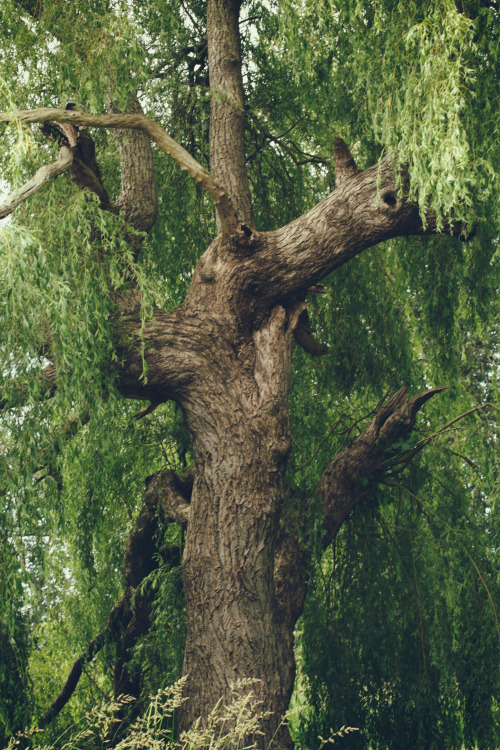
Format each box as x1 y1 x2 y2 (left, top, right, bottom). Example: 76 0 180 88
0 108 238 233
319 386 447 543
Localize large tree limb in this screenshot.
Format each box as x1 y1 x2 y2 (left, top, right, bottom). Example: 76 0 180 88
274 387 447 627
0 146 73 221
318 386 447 543
248 159 465 304
207 0 254 229
185 139 472 334
0 108 238 233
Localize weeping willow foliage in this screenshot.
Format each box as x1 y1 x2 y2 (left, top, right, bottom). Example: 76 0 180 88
0 0 499 748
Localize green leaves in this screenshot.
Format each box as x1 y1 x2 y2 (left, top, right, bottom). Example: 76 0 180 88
275 0 500 233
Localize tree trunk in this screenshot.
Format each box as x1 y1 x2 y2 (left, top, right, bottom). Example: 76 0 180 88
177 305 301 747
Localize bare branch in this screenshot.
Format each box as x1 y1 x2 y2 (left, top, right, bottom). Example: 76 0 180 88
0 108 238 233
0 146 73 221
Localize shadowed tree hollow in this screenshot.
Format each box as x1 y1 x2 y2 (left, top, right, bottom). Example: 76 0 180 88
1 1 499 749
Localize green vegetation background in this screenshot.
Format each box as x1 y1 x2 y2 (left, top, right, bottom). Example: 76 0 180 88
0 0 498 748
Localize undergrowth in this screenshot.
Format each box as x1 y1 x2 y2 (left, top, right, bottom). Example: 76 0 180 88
4 678 358 750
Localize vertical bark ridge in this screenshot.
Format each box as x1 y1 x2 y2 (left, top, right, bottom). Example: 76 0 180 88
207 0 254 229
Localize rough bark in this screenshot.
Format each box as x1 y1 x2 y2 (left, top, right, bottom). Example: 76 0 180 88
96 144 464 746
175 302 303 748
0 14 473 745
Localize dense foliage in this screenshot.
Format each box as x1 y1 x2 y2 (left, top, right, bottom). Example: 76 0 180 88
0 0 498 748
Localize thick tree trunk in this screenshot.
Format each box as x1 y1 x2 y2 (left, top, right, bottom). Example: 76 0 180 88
177 305 301 747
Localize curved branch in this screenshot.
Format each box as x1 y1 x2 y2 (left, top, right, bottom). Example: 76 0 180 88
0 146 73 221
293 309 328 357
0 108 238 233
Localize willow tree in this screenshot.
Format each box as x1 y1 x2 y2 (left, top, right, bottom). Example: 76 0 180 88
1 0 499 748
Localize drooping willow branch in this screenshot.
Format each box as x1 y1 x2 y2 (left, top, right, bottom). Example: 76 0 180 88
38 465 192 727
0 108 238 232
0 146 73 221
